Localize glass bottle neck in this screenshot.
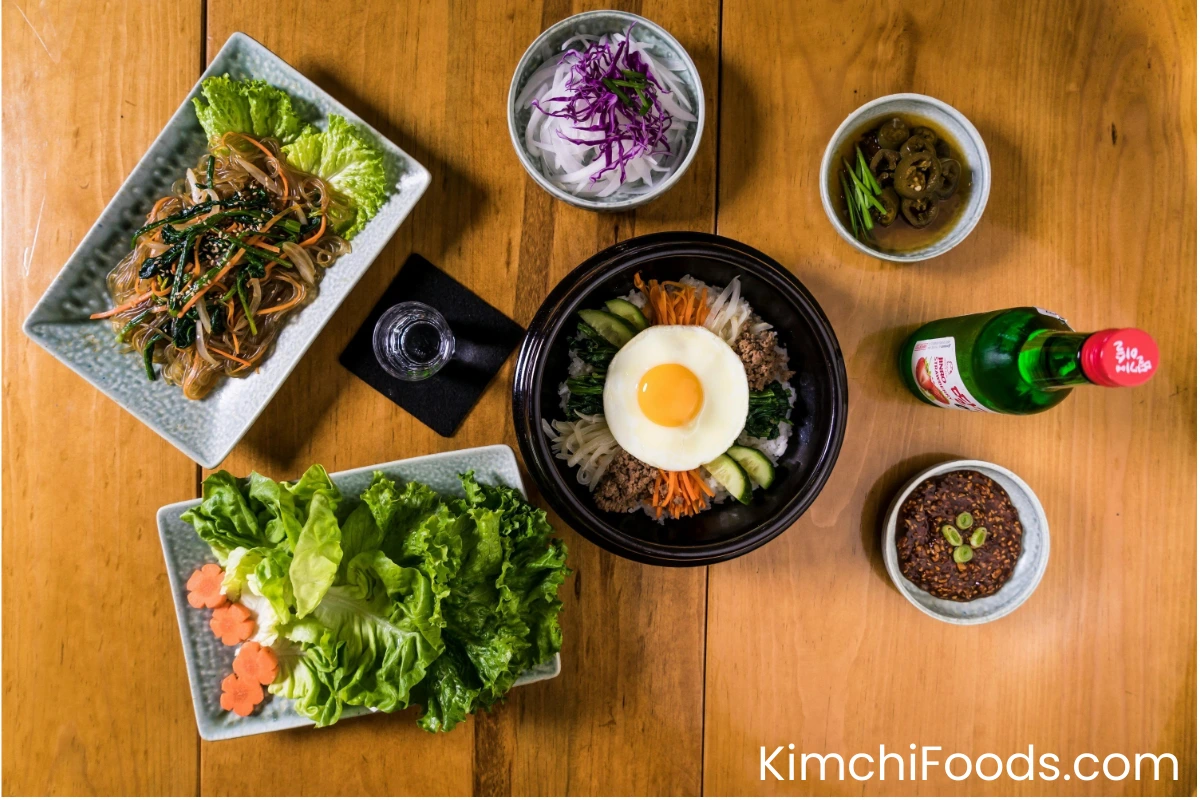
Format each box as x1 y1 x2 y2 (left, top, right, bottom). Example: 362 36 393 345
1018 330 1095 390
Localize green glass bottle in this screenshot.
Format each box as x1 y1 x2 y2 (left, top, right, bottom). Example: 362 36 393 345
899 308 1158 414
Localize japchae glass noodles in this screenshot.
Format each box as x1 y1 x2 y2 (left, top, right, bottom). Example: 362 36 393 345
91 76 388 399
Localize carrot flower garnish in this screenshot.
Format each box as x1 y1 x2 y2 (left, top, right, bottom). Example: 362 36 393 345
220 672 264 717
210 602 256 646
186 563 227 609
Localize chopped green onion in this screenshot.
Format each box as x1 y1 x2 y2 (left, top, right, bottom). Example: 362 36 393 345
840 172 860 239
857 147 882 194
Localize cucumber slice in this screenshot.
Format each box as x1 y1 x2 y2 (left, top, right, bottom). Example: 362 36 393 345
578 309 636 348
604 298 649 331
703 454 752 505
726 445 775 489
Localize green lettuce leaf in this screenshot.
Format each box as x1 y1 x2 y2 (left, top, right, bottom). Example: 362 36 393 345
415 641 479 733
285 464 342 520
290 492 343 618
180 471 267 563
277 550 443 723
414 472 569 731
269 623 345 727
185 465 568 733
337 502 384 580
223 546 296 629
280 115 389 238
192 75 311 144
247 472 302 549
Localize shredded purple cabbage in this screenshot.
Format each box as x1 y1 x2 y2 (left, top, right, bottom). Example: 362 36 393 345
531 25 674 185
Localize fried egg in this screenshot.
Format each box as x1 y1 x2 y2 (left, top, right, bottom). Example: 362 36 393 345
603 325 749 471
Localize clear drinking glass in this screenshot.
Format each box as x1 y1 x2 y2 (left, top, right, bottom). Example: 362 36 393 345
372 301 455 381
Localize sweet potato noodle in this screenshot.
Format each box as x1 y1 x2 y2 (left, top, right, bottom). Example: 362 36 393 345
96 131 353 399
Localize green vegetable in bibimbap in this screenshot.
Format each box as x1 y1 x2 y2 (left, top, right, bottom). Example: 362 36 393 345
182 466 569 731
543 272 799 521
92 76 390 399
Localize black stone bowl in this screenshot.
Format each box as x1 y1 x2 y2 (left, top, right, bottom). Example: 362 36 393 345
512 232 848 566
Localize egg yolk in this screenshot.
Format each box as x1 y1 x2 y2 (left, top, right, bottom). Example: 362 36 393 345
637 363 704 427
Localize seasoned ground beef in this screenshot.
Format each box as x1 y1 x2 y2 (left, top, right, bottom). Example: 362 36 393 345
593 449 658 513
733 329 793 390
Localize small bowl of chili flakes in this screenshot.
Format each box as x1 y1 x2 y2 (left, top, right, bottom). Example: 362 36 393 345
882 460 1049 625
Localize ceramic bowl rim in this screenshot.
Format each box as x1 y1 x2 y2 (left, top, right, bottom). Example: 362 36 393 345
818 92 991 263
881 458 1051 625
505 9 706 212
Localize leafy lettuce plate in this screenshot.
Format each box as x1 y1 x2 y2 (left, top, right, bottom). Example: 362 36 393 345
158 444 562 741
22 32 431 467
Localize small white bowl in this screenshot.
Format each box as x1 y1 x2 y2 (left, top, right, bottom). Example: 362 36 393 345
820 93 991 262
507 10 705 212
882 460 1049 625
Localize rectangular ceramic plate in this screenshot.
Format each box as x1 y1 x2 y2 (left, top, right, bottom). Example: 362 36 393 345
158 444 562 741
22 32 431 467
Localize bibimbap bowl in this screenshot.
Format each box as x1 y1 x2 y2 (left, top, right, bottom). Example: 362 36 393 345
507 10 705 212
512 232 848 566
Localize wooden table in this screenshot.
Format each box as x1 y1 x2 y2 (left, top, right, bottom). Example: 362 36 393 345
3 0 1194 795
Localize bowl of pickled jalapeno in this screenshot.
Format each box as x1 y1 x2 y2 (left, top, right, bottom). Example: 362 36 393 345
820 93 991 262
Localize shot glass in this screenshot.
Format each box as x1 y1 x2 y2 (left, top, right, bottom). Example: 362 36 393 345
372 301 455 381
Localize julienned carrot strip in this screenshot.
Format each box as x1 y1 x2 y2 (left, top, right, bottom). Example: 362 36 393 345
298 213 326 247
90 291 154 319
193 235 204 277
208 346 252 368
256 295 303 315
692 469 715 497
178 250 243 315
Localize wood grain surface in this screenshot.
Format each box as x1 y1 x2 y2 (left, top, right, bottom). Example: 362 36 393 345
1 0 1194 796
705 0 1197 796
1 1 203 795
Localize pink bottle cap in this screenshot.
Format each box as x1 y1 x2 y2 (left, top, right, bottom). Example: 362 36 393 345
1081 328 1158 388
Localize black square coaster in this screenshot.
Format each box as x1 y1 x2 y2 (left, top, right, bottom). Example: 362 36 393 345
339 254 524 437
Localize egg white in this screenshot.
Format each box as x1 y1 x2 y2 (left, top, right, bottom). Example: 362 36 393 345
603 325 749 471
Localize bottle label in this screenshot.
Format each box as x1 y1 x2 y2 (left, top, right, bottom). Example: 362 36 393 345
911 337 995 412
